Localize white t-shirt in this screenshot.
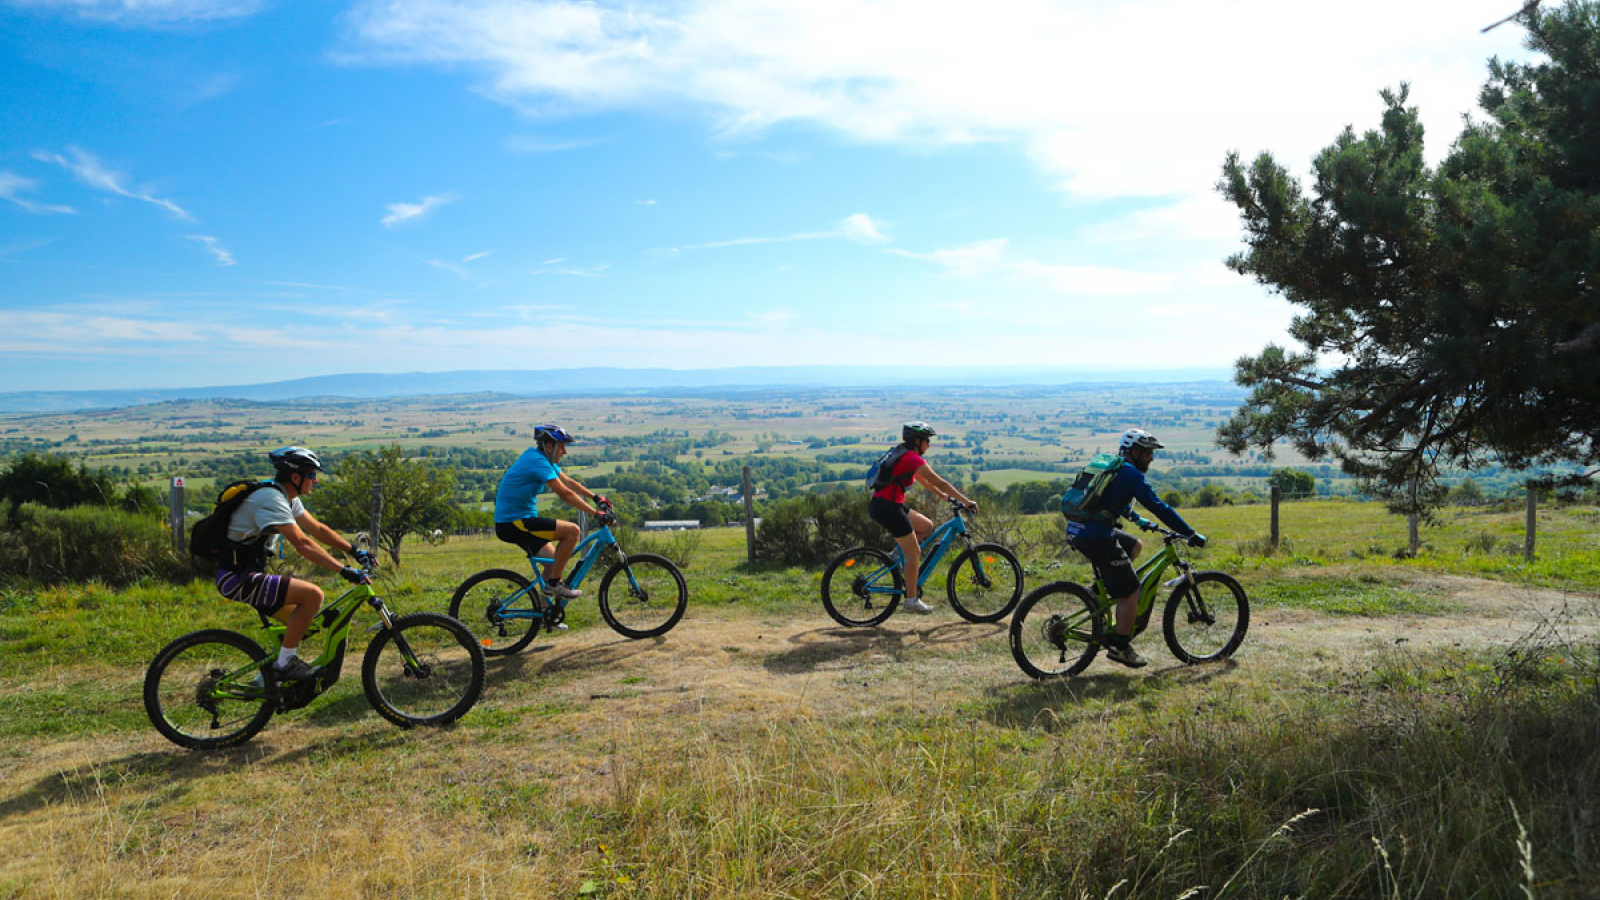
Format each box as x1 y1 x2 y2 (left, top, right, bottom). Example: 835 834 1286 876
226 484 306 553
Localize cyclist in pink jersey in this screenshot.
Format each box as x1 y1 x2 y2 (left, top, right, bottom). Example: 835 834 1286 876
867 421 977 614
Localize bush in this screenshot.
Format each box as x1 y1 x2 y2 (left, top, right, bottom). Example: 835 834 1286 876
751 492 882 567
0 502 190 586
618 525 703 569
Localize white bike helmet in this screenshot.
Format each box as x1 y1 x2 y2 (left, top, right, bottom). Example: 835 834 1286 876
1118 428 1164 456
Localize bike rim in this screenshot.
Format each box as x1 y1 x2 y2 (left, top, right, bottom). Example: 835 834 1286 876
369 623 480 721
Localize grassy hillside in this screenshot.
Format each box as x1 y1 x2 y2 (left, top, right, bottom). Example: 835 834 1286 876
0 503 1596 898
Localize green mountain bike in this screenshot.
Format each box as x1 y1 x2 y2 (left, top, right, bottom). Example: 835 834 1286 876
1009 526 1248 677
144 566 487 750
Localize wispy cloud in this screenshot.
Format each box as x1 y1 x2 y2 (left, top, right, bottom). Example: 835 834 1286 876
345 0 1529 200
462 249 494 263
33 146 193 220
381 193 456 227
504 135 604 154
0 171 76 215
188 234 235 266
8 0 265 24
636 199 657 206
892 238 1175 296
530 261 609 277
668 213 886 253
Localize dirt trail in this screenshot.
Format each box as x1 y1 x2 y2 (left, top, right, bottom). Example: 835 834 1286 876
472 574 1600 734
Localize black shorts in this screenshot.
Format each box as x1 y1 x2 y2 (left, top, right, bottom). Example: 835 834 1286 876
868 496 914 539
495 518 561 556
1071 531 1142 598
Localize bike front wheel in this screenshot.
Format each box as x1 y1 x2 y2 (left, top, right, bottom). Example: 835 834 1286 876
1009 582 1102 679
820 546 903 627
1162 571 1250 664
448 568 541 657
362 612 487 728
144 629 275 750
946 543 1024 623
598 553 689 639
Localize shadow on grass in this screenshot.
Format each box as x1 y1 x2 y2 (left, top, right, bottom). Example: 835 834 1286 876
0 736 317 821
761 619 1007 674
482 632 663 682
985 659 1241 730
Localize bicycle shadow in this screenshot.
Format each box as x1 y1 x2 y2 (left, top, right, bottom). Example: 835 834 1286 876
483 633 663 681
762 619 1006 675
985 660 1240 731
0 744 277 821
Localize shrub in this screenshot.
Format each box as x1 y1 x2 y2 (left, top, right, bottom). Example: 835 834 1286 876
0 502 190 586
618 525 703 569
751 492 881 567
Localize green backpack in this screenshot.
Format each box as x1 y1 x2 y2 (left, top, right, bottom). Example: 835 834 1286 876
1060 453 1124 524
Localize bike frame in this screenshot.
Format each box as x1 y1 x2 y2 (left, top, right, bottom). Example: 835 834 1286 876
1088 532 1193 637
487 522 627 624
859 500 979 597
211 573 402 703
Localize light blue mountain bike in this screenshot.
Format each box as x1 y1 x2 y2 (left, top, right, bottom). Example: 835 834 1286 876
820 498 1023 626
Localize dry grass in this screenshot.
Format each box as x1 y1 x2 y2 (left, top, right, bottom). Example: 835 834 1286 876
1 528 1598 899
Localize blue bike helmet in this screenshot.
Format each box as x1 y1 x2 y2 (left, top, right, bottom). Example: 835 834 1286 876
534 424 576 447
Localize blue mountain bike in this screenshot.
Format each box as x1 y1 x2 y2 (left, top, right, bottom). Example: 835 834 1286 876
448 503 688 655
820 498 1023 627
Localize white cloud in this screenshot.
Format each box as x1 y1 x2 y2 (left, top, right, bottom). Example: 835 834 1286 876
381 193 457 227
0 171 76 215
504 135 604 153
344 0 1533 201
893 237 1176 296
462 249 494 262
188 234 236 266
33 147 193 220
670 212 886 252
7 0 264 24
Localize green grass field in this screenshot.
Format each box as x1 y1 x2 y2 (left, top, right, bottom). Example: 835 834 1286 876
0 503 1597 898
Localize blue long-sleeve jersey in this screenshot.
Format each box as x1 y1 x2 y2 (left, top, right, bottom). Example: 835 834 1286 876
1067 463 1193 540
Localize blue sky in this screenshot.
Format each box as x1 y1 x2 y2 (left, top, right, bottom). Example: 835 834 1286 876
1 0 1535 391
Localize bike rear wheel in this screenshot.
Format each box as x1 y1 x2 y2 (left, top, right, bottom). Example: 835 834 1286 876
820 546 903 627
144 629 275 750
362 613 487 727
946 542 1024 623
1162 571 1250 664
1009 582 1102 678
449 568 541 656
598 553 689 639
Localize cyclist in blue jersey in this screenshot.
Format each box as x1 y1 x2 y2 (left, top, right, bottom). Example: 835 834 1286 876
494 425 606 601
1066 428 1206 668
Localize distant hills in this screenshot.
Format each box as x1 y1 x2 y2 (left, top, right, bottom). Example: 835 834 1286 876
0 366 1234 414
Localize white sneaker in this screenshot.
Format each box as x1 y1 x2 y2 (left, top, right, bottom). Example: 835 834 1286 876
546 581 581 600
902 596 934 614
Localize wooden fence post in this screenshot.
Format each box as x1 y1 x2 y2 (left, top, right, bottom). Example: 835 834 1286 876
1269 485 1280 550
369 483 383 554
168 476 186 554
743 466 756 564
1525 484 1537 561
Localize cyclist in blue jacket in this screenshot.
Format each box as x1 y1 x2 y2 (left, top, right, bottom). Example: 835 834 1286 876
1066 428 1205 668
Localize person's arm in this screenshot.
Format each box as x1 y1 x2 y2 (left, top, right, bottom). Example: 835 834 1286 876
295 509 357 555
279 517 352 573
548 477 600 516
913 465 977 510
1133 478 1192 535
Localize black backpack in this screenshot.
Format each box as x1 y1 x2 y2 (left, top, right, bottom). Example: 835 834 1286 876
865 445 911 491
190 480 283 571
